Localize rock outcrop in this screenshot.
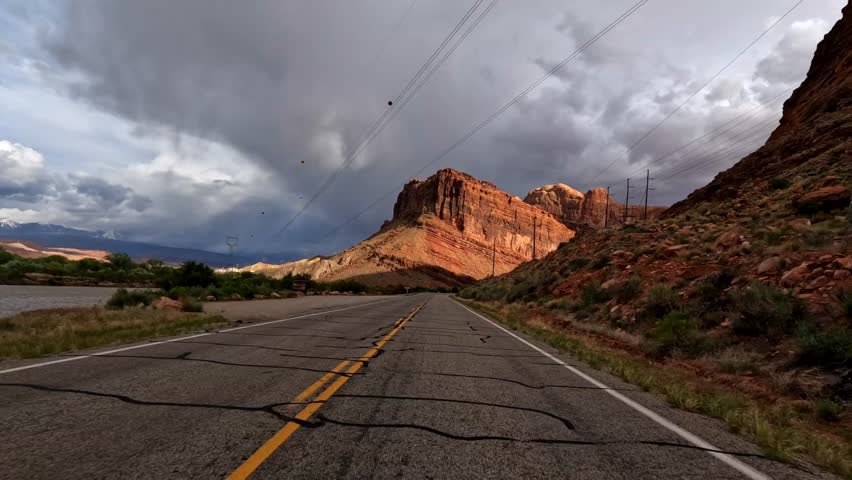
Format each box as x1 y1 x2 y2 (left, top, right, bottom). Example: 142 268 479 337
247 169 575 287
524 184 667 227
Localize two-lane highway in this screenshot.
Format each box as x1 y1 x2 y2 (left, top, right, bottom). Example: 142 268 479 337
0 294 836 479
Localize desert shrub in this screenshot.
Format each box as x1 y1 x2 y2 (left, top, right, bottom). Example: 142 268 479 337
567 257 591 272
814 399 842 422
711 346 760 374
611 275 642 303
591 254 610 269
580 281 608 306
506 279 535 303
106 288 161 309
730 282 805 336
644 284 679 319
694 270 736 313
796 325 852 370
647 311 706 357
768 178 791 190
180 298 204 313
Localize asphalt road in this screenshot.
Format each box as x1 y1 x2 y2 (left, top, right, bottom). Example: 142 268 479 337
0 294 837 479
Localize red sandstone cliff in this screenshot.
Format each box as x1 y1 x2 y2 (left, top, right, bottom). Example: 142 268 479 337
246 169 575 287
524 184 666 228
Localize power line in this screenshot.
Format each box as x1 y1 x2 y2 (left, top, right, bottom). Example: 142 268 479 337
315 0 651 247
584 0 806 187
270 0 489 239
610 86 793 183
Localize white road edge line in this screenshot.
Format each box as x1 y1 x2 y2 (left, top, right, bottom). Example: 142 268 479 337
0 295 413 376
451 298 770 480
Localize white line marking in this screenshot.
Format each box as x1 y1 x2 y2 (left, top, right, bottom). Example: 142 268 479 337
0 296 411 375
451 298 770 480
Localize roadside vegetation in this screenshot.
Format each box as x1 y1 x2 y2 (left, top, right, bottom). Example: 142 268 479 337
0 307 227 359
459 299 852 478
0 248 456 303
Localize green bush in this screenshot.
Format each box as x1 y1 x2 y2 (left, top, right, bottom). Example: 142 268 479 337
567 257 591 272
814 399 842 422
611 275 642 303
592 254 610 269
796 325 852 370
730 282 805 336
180 298 204 313
648 311 706 357
506 279 535 303
841 292 852 319
580 281 608 307
645 284 679 319
768 178 791 190
106 288 162 309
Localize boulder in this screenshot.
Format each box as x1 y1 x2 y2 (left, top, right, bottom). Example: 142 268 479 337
834 256 852 270
270 292 282 298
805 276 831 290
152 297 182 311
713 226 747 250
205 295 217 302
255 294 266 300
788 218 811 233
834 269 851 280
781 263 810 287
231 293 243 301
757 257 783 274
793 186 851 213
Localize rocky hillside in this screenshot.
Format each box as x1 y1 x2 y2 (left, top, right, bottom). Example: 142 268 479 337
525 183 666 228
460 5 852 474
244 169 575 287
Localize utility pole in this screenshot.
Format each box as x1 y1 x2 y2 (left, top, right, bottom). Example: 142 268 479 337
226 236 239 268
623 178 630 224
532 217 537 260
604 185 611 228
643 169 655 221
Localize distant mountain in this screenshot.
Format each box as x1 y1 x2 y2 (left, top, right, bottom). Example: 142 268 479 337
0 219 283 267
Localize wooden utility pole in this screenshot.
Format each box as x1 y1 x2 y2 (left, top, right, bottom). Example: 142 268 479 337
623 178 630 224
604 185 610 228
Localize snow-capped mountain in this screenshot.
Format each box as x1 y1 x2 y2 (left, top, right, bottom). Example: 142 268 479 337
0 219 20 229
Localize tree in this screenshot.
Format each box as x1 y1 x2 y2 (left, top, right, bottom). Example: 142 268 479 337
106 253 134 270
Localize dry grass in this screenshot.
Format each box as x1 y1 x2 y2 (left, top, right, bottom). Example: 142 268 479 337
459 298 852 479
0 307 227 359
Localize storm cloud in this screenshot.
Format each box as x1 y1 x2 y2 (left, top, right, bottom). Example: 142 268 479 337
0 0 844 256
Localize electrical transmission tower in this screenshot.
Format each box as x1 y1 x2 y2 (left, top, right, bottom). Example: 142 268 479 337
623 178 636 224
643 169 655 221
226 236 239 267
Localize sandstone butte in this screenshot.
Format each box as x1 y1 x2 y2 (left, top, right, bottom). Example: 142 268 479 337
243 169 577 288
524 183 666 228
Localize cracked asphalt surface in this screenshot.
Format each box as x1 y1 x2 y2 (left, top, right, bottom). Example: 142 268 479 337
0 294 838 479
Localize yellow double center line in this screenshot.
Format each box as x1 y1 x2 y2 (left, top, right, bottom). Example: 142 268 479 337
228 303 425 479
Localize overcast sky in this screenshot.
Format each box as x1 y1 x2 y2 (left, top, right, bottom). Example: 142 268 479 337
0 0 845 259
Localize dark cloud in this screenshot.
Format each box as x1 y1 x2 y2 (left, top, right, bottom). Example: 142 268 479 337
22 1 840 255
